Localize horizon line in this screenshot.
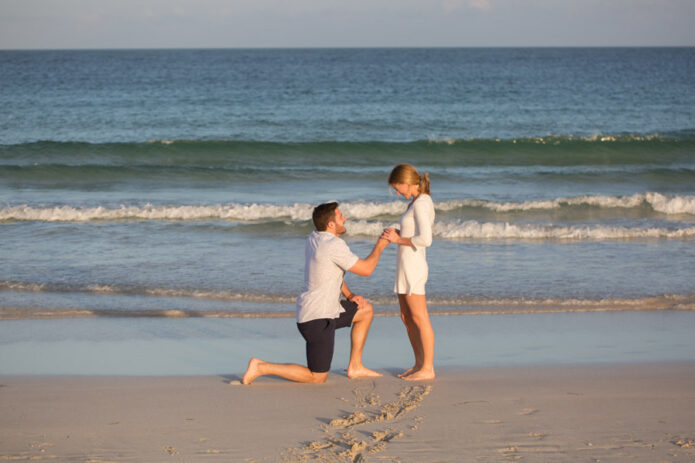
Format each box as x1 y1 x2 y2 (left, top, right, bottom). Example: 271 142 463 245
2 45 695 52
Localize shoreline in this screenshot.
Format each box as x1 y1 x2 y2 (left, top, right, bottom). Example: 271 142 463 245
2 291 695 321
1 311 694 376
2 362 694 462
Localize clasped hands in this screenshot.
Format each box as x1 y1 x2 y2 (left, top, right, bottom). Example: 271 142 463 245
380 227 401 244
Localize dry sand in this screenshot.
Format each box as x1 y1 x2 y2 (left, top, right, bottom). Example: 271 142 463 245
1 363 694 462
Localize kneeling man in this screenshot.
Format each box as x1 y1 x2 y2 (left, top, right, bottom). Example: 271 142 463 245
242 202 389 384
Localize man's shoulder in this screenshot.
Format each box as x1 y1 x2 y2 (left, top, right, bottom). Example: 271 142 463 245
310 231 345 244
307 231 348 252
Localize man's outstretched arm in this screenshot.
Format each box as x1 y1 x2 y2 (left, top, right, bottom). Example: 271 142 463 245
348 237 389 277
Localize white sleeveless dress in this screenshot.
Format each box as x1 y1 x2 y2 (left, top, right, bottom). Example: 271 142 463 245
394 194 435 295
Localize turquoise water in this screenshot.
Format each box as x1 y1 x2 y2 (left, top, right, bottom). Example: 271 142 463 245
1 48 694 373
1 312 693 375
2 48 694 143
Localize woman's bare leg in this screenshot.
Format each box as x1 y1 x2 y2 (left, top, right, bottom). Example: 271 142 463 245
397 294 424 378
401 293 435 381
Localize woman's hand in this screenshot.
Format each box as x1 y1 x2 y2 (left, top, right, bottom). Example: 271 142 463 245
381 227 401 244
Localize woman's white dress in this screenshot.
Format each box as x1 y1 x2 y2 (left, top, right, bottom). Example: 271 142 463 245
395 194 435 295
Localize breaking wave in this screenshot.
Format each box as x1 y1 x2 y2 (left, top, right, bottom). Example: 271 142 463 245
2 193 695 224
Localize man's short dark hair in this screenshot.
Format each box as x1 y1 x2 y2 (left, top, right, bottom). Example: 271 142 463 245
312 202 339 231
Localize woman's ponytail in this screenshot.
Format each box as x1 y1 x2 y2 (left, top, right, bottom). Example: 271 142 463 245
420 172 431 195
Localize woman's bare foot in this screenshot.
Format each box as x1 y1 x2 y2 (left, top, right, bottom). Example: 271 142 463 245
241 358 263 385
347 365 383 379
402 368 435 381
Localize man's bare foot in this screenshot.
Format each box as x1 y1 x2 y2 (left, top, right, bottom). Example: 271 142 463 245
402 368 435 381
397 366 418 378
241 358 263 385
347 365 383 379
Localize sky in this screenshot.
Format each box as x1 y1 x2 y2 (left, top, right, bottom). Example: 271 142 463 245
1 0 694 49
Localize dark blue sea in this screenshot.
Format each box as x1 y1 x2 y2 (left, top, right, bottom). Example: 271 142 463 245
1 48 694 374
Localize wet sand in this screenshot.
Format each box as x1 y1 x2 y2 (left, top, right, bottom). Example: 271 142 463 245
2 362 694 462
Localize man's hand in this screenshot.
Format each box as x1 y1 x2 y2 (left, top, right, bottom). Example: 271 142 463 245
350 294 368 309
381 227 401 244
348 232 390 277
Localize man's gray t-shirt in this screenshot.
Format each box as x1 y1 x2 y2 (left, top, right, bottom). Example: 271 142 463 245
296 231 359 324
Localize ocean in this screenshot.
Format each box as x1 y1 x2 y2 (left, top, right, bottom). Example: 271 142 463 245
1 48 694 374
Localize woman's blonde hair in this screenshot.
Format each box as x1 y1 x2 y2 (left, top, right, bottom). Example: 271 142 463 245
388 164 430 195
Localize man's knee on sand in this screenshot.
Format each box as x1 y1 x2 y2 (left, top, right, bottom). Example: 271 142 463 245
310 371 329 383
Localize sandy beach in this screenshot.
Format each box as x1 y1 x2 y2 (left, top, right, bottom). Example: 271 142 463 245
2 362 694 462
2 46 695 463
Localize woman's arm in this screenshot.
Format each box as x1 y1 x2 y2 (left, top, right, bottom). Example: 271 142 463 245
382 197 433 248
410 197 433 248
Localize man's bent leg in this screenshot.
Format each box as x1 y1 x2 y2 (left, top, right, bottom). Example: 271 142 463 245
346 303 382 379
243 313 338 385
242 358 329 385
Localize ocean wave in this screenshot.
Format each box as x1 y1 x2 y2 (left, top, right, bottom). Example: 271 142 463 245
0 203 316 222
3 280 695 307
426 133 672 144
1 290 693 320
0 281 296 304
0 201 410 223
342 220 695 241
440 192 695 215
2 135 695 169
3 193 694 224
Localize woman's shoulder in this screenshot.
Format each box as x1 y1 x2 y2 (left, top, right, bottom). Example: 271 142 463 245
413 194 435 215
414 194 434 207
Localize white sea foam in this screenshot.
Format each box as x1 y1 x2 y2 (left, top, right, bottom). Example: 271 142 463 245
437 193 695 214
434 221 695 240
3 280 693 307
1 193 694 223
425 134 666 145
645 192 695 215
345 219 695 241
0 201 407 223
1 285 693 320
0 280 296 304
0 203 314 222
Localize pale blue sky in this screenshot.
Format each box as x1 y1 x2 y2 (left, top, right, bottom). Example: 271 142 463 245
1 0 694 49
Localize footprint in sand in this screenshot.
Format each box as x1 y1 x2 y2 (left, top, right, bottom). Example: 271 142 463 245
282 385 431 463
672 438 695 448
329 411 371 429
410 416 424 430
497 446 523 460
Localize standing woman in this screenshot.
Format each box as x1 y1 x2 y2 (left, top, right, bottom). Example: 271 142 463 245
382 164 436 381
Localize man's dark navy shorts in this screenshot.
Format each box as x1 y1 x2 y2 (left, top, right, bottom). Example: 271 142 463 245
296 300 359 373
